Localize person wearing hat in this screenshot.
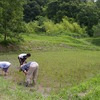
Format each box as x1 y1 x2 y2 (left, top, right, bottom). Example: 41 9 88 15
20 61 39 87
0 61 11 76
18 53 31 66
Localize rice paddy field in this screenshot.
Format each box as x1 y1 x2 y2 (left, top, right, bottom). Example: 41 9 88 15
0 50 100 99
0 35 100 99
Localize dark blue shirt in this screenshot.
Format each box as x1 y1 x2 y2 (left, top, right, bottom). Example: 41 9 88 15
21 62 32 71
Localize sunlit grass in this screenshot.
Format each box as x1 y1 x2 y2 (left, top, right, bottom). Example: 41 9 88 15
22 34 100 51
0 50 100 90
49 74 100 100
0 50 100 99
0 77 43 100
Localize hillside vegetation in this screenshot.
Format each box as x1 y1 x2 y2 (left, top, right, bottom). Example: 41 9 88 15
0 34 100 52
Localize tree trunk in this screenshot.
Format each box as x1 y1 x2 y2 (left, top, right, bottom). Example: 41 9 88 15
4 33 7 41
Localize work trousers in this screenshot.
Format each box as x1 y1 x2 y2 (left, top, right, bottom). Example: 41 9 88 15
26 62 39 85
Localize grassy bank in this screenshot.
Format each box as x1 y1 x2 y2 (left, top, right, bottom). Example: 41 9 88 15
22 34 100 51
49 74 100 100
0 34 100 52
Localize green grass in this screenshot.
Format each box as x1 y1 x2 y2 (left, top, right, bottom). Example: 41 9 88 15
0 74 99 100
0 50 100 99
0 77 43 100
22 34 100 51
49 74 100 100
0 34 100 52
84 37 100 46
0 34 100 99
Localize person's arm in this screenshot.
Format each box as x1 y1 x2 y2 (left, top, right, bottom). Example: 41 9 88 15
20 64 28 75
23 70 27 75
20 67 27 75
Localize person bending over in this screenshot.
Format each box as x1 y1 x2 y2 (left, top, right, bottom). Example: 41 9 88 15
20 61 39 87
18 53 31 66
0 61 11 76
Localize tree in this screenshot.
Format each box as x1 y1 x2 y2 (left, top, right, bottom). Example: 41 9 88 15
0 0 25 42
93 23 100 37
77 3 99 36
96 0 100 20
58 0 80 2
23 0 42 23
46 1 80 22
59 1 80 19
96 0 100 8
46 1 60 22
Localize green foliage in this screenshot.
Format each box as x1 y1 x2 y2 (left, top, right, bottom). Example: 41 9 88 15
0 0 25 42
0 0 100 44
96 0 100 8
77 3 99 36
45 0 99 36
23 0 42 23
93 22 100 37
46 1 60 21
24 21 38 34
43 18 86 37
24 17 86 37
62 18 86 35
43 20 61 36
58 0 80 3
85 37 100 46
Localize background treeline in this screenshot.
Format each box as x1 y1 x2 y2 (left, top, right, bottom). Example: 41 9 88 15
0 0 100 41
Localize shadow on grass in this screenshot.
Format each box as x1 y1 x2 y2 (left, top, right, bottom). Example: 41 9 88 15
17 81 26 86
17 81 35 88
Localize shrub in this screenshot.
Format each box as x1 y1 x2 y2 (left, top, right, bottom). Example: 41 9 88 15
43 20 63 36
43 18 86 37
93 23 100 37
24 17 86 37
25 21 38 34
